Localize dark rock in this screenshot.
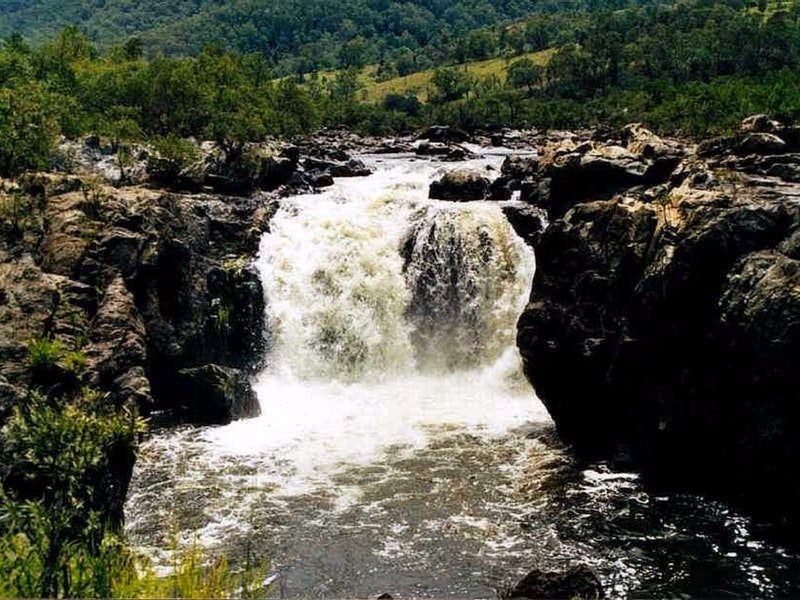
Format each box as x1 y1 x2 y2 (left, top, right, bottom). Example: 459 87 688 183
171 364 260 424
519 180 550 209
501 202 546 247
735 132 788 156
329 159 372 178
205 263 267 369
206 146 297 195
429 170 490 201
417 125 470 144
416 140 450 156
501 565 604 600
309 172 334 188
489 176 513 200
501 155 539 179
517 161 800 527
85 135 102 150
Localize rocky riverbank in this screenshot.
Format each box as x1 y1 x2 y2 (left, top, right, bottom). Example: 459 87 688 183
515 115 800 532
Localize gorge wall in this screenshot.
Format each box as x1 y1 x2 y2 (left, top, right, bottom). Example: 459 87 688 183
515 117 800 531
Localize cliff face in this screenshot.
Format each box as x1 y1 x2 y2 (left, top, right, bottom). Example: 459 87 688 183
0 176 269 426
516 117 800 527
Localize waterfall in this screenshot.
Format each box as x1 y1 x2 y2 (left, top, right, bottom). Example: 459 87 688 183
124 155 796 599
256 160 535 383
403 204 533 372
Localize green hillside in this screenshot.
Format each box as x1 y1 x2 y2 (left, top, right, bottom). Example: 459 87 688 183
0 0 606 74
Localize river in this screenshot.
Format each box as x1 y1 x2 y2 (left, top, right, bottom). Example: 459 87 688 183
125 153 800 598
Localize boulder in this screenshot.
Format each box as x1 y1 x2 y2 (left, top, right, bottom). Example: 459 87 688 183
429 170 490 201
171 364 260 424
501 155 539 180
329 159 372 178
740 114 780 134
735 132 788 156
501 565 604 600
417 125 470 144
489 176 513 200
501 202 546 247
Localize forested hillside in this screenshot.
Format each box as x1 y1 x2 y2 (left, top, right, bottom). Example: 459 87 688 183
0 0 660 74
1 0 800 181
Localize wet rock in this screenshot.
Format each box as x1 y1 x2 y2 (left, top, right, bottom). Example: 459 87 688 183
170 364 259 424
519 180 550 209
517 147 800 528
501 155 539 180
205 263 267 369
309 171 334 188
489 176 513 200
501 565 604 599
330 158 372 178
417 125 470 144
415 140 474 161
501 202 546 247
429 170 490 201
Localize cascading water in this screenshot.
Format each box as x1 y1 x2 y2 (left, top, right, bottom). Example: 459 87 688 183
125 154 800 599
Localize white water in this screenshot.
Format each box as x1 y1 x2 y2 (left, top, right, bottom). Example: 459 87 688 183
126 155 552 573
125 154 800 598
237 155 543 493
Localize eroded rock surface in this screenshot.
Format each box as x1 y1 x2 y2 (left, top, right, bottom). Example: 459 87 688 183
517 118 800 528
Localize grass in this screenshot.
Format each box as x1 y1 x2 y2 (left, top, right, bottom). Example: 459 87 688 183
307 49 554 104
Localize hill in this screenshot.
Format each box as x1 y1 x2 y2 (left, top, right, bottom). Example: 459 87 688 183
0 0 600 73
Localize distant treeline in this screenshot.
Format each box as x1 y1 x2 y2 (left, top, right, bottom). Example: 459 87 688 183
0 0 664 75
1 0 800 178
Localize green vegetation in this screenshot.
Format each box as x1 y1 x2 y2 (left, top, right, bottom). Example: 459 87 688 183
1 338 269 597
0 0 797 178
0 0 627 75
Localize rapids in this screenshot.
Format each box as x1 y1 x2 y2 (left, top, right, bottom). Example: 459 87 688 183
125 153 800 598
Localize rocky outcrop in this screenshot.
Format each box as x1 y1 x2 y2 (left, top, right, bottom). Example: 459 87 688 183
85 276 151 409
501 565 604 600
1 178 268 425
517 118 800 529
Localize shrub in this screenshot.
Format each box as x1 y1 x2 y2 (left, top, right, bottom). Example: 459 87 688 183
26 336 65 371
0 388 146 597
147 135 201 185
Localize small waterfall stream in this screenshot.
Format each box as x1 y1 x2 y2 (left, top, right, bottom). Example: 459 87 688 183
125 154 799 598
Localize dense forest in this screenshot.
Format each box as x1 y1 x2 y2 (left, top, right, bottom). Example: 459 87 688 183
0 0 660 74
1 0 800 179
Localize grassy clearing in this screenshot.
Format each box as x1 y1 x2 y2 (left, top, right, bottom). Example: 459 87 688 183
308 49 553 104
363 49 553 103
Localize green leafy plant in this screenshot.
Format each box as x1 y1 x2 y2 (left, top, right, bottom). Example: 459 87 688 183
147 134 201 185
26 336 65 370
0 388 146 597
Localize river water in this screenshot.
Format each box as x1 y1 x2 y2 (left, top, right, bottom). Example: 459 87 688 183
125 154 800 598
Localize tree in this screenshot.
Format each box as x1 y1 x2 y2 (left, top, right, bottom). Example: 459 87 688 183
507 58 545 93
0 83 62 177
122 37 144 61
429 68 473 104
